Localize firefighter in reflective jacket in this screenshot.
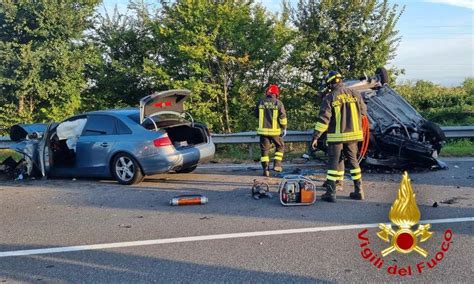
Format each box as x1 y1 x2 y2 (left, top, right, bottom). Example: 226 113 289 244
254 84 287 177
311 71 368 202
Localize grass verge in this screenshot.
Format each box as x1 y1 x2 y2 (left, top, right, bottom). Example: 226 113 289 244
441 139 474 157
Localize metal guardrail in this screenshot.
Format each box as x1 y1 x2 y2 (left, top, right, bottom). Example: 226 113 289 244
441 126 474 138
0 126 472 148
212 126 474 144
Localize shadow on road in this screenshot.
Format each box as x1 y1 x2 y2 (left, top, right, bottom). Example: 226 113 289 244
0 244 324 283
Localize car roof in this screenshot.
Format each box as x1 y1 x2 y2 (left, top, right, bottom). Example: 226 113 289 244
84 108 139 117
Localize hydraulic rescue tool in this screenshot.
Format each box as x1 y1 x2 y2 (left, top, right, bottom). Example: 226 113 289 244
279 175 316 206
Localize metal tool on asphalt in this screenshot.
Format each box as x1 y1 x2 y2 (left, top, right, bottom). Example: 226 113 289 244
170 194 208 206
279 175 316 206
251 179 272 200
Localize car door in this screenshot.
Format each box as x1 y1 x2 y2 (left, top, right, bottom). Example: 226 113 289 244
75 114 118 176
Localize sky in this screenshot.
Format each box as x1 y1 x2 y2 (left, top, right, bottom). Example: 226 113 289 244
100 0 474 86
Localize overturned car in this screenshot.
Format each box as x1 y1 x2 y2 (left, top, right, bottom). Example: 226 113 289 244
0 89 215 184
316 68 446 169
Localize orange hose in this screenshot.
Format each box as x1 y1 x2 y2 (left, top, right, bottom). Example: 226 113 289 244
358 115 370 163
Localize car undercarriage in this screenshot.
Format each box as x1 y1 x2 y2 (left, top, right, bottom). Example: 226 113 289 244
336 68 447 169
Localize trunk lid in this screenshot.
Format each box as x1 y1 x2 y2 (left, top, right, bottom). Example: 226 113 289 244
139 89 191 124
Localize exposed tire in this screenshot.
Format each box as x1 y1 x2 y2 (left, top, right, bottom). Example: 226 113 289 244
112 153 144 185
422 121 446 141
375 67 389 85
422 120 445 154
176 165 197 173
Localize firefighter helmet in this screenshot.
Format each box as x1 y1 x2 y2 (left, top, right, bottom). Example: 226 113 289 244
325 71 342 85
266 84 280 97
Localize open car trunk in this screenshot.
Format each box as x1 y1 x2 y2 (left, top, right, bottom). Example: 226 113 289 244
164 124 208 149
139 89 209 148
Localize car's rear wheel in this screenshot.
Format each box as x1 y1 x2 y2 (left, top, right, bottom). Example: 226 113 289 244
112 153 144 185
175 165 197 173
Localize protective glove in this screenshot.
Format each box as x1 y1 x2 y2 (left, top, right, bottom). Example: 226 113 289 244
280 129 287 138
311 138 318 150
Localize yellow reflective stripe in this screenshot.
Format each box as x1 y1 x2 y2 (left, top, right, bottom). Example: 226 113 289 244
326 75 336 83
259 108 264 129
326 175 338 181
279 118 287 125
334 106 341 135
260 156 270 162
257 128 281 136
327 131 363 138
350 168 361 174
275 152 284 157
274 156 283 161
327 131 363 142
350 102 359 132
327 170 344 175
351 174 362 180
326 74 341 83
314 122 328 132
327 174 344 181
272 109 278 130
327 136 363 142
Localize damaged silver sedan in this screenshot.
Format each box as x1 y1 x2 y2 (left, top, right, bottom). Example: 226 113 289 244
0 89 215 184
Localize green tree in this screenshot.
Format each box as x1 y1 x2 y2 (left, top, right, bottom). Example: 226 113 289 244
0 0 99 132
155 0 292 133
83 1 171 111
291 0 403 89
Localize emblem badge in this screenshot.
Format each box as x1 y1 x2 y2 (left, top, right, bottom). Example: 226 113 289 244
377 172 433 257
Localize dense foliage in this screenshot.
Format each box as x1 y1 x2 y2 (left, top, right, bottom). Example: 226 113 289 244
0 0 471 135
0 0 99 131
396 78 474 126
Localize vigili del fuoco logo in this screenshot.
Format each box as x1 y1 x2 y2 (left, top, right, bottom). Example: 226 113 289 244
357 172 453 276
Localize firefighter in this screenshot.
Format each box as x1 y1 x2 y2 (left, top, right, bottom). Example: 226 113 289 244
254 84 287 177
311 71 367 202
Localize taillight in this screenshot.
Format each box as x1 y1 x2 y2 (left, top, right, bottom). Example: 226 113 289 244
153 136 172 147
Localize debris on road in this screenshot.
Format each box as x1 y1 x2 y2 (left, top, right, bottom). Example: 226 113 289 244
432 202 439 208
118 224 132 228
170 194 208 206
440 197 461 205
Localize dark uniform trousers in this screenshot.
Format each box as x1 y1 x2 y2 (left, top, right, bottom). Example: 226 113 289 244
260 136 284 164
326 142 362 182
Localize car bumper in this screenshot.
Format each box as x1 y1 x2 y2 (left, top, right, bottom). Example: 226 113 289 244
140 141 215 175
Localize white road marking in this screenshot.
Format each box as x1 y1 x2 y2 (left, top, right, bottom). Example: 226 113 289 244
1 217 472 258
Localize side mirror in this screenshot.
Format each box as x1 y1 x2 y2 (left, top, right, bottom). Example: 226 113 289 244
27 132 43 140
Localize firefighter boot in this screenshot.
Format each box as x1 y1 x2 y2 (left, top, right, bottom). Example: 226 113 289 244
273 159 283 172
321 181 336 202
350 180 365 200
323 180 343 191
261 162 270 177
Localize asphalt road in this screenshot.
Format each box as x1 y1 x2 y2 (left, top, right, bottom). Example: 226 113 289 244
0 159 473 283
